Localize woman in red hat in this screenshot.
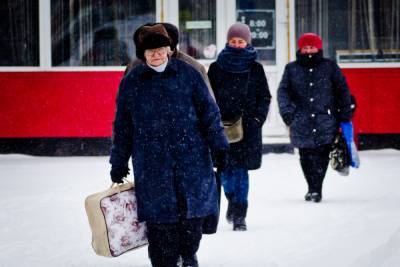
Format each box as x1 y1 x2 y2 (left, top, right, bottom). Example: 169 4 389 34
277 33 353 202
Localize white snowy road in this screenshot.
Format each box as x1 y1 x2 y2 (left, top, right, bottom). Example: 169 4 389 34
0 150 400 267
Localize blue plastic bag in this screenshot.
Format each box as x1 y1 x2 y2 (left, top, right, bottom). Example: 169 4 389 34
340 122 360 168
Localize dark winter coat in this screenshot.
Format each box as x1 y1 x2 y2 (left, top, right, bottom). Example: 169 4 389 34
277 52 352 148
110 58 229 223
208 61 271 170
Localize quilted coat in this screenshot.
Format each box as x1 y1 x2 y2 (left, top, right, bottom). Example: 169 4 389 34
278 52 352 148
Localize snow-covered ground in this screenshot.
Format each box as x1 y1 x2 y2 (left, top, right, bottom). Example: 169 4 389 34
1 150 400 267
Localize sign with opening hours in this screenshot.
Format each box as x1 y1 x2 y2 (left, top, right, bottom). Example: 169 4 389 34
237 9 275 49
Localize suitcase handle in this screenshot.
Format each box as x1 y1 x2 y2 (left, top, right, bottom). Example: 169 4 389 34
110 178 133 187
110 179 134 193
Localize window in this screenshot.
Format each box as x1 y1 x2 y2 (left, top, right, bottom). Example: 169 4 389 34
179 0 217 60
236 0 276 65
296 0 400 63
51 0 156 66
0 1 39 66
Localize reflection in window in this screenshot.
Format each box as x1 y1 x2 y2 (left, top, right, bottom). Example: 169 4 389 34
296 0 400 63
51 0 155 66
179 0 217 59
0 1 39 66
236 0 276 65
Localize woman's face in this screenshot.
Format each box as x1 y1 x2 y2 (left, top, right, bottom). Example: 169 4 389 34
144 46 169 66
300 45 319 54
228 37 247 49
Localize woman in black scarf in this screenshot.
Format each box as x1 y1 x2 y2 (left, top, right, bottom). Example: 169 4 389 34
208 22 271 231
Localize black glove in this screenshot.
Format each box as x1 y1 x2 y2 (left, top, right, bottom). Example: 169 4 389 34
214 150 228 172
110 165 130 183
282 113 293 126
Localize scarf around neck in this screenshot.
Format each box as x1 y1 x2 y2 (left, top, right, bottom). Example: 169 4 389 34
147 58 169 72
296 50 323 67
216 44 257 73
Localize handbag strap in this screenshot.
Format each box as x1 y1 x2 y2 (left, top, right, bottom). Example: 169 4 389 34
219 66 252 118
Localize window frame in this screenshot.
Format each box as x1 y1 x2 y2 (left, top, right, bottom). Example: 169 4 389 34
1 0 399 71
0 0 40 69
291 0 400 69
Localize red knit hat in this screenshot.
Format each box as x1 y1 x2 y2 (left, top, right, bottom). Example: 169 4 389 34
298 33 322 50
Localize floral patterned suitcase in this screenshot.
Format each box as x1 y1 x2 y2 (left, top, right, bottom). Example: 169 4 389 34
85 181 148 257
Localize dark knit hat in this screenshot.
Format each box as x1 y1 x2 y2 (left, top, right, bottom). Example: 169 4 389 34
298 33 323 50
134 24 171 60
227 22 252 44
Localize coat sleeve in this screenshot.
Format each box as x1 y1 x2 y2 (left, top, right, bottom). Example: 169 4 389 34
192 69 229 152
331 62 352 122
198 64 215 100
277 65 296 125
207 63 219 98
251 64 272 126
109 76 133 167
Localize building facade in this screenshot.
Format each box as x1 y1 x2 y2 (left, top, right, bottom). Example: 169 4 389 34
0 0 399 155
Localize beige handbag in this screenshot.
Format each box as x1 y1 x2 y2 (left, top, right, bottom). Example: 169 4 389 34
223 117 243 143
220 71 250 144
85 180 148 257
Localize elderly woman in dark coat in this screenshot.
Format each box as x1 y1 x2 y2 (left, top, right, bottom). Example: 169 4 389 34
208 22 271 231
109 24 228 267
278 33 352 203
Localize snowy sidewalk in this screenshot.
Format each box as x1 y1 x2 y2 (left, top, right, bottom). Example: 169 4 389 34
1 150 400 267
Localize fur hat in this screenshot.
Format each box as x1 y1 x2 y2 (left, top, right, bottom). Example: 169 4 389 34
133 23 179 51
161 23 179 51
298 33 323 50
227 22 251 44
134 24 171 60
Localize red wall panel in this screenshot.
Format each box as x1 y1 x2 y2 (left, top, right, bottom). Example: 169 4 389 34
0 68 399 138
342 68 400 135
0 72 123 137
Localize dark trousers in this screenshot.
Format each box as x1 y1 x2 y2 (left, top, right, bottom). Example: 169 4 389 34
299 145 331 194
147 217 203 267
147 166 203 267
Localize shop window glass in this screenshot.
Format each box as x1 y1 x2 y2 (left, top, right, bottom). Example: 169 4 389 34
0 1 39 66
236 0 276 65
296 0 400 63
179 0 217 59
51 0 155 66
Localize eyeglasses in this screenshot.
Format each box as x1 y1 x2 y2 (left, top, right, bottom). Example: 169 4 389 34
144 47 169 57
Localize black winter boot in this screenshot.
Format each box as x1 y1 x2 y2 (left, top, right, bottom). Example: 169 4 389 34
233 217 247 231
305 187 314 201
224 193 234 224
181 254 198 267
233 203 247 231
226 201 234 224
310 192 322 203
